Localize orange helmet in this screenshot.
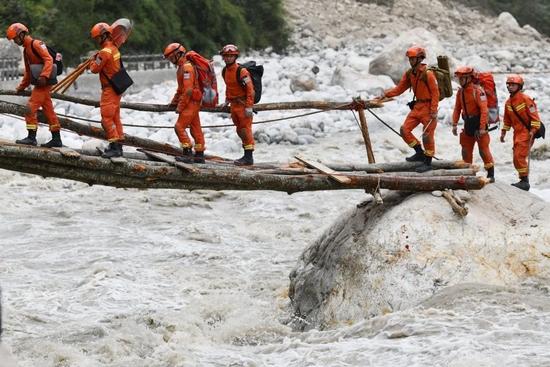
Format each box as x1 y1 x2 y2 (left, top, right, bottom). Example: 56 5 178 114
90 22 111 38
454 66 475 77
220 44 239 56
506 74 524 86
163 43 186 58
406 46 426 59
6 23 28 40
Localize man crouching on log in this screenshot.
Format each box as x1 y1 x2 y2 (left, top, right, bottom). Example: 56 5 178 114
379 46 439 173
6 23 62 147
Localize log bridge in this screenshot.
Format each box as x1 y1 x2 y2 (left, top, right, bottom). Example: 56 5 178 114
0 92 487 193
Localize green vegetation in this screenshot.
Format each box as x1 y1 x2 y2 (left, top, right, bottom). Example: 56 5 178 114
0 0 289 65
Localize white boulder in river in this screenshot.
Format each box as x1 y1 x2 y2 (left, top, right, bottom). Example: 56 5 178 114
289 183 550 331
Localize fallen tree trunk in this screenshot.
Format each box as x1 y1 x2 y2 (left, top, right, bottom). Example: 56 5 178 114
326 160 477 173
0 90 383 113
0 143 486 192
55 148 478 177
0 101 183 156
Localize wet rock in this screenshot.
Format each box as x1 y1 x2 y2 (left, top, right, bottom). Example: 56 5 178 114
290 75 317 92
289 184 550 330
368 27 455 83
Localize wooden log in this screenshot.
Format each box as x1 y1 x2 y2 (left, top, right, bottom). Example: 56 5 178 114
363 168 477 177
357 107 376 164
294 155 352 184
325 160 478 173
442 189 468 217
0 142 486 192
0 101 183 156
139 149 198 173
0 90 384 113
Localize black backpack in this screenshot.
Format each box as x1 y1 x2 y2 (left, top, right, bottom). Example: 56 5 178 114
31 40 63 75
223 61 264 104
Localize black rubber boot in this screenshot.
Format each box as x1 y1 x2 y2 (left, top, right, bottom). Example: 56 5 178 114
41 131 62 148
102 142 123 158
406 144 425 162
175 147 194 163
193 151 205 164
511 176 530 191
415 155 433 173
234 149 254 166
487 167 495 183
16 129 37 146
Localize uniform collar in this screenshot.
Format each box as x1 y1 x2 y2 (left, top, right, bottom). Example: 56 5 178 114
22 36 34 48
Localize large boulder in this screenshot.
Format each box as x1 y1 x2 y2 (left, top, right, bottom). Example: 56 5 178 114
369 27 455 83
330 67 394 96
289 184 550 331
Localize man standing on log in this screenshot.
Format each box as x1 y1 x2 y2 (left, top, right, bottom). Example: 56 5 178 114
6 23 62 147
220 44 255 166
452 66 495 182
88 22 124 158
500 74 542 191
380 46 439 173
163 43 205 163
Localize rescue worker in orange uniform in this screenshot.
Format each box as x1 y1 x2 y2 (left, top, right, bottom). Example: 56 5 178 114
380 46 439 172
220 44 255 166
88 22 125 158
500 74 542 191
6 23 62 147
163 43 205 163
452 66 495 182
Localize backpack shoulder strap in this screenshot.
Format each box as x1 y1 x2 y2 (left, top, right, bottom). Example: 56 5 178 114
510 100 530 130
222 66 226 79
30 40 41 60
236 65 245 86
460 88 469 118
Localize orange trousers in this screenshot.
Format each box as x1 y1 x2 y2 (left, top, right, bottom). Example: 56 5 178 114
175 101 204 151
100 87 123 142
25 85 60 132
512 137 532 177
230 104 254 150
459 131 494 169
400 102 437 157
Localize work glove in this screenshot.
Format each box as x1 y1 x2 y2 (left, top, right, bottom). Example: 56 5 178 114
175 106 182 114
218 102 229 109
15 87 25 95
452 125 458 136
37 76 47 87
500 131 506 143
429 112 438 121
245 107 254 117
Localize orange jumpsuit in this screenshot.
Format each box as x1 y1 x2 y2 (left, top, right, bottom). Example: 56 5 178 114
502 92 542 178
89 40 124 142
171 57 204 151
223 63 255 150
452 83 494 169
18 37 60 132
384 64 439 157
